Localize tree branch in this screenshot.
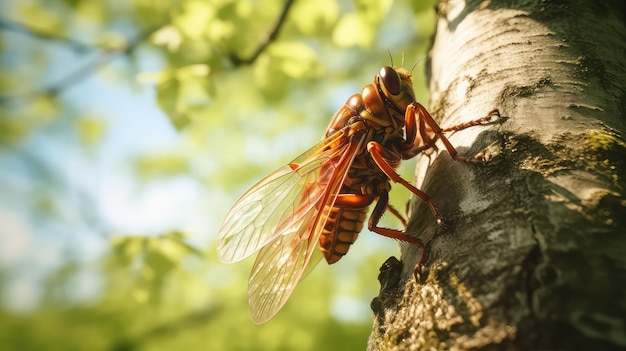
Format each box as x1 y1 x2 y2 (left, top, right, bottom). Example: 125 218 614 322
228 0 295 66
0 19 98 53
0 22 162 105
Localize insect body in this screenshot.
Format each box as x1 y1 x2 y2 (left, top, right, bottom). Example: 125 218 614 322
217 66 500 324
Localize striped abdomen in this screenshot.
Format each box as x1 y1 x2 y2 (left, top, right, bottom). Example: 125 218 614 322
319 206 368 264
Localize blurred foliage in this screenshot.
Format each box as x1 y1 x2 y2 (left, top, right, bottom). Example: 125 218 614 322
0 0 437 350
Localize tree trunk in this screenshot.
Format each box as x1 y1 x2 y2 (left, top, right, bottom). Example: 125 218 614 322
368 0 626 350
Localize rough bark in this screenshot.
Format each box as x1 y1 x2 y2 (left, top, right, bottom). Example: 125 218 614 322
368 0 626 350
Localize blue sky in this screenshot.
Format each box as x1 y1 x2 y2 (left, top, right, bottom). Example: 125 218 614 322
0 13 216 310
0 1 419 321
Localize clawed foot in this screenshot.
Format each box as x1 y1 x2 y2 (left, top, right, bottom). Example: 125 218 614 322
412 242 429 281
474 138 506 164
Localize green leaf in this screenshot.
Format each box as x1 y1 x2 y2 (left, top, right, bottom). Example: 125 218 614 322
332 13 374 48
355 0 393 23
76 117 106 147
135 153 190 179
111 236 145 267
16 3 66 36
291 0 339 35
268 41 321 79
156 64 214 130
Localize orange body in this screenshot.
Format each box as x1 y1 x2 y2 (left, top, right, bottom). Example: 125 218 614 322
217 65 501 324
319 207 367 264
317 67 416 264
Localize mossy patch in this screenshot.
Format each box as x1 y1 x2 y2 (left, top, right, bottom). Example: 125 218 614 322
501 130 626 190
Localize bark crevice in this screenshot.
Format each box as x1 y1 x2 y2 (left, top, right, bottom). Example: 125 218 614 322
368 0 625 349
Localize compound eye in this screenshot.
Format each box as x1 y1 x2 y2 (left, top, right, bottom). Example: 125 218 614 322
380 66 401 96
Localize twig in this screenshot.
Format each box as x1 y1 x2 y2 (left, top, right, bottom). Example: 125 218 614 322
0 23 160 105
229 0 295 66
0 19 98 53
0 0 294 105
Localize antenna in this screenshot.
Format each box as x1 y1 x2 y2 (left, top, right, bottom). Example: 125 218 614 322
410 56 426 73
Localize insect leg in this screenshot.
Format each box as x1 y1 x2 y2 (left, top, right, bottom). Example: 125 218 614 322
400 103 439 159
386 203 407 227
367 141 442 225
403 99 417 148
368 190 428 267
409 103 481 164
442 109 501 132
334 192 407 227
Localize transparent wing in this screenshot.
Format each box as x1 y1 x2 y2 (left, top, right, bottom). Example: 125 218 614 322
246 130 364 324
217 128 359 263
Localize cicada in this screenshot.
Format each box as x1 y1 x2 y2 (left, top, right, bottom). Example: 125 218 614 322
217 65 500 324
